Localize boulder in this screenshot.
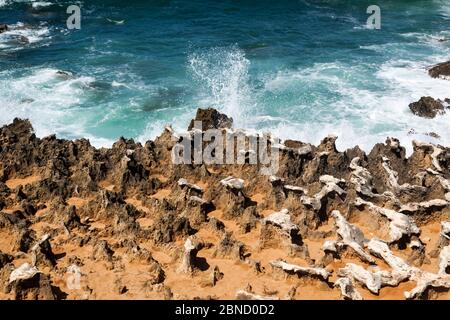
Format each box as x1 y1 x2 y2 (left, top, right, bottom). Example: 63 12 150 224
127 245 165 284
428 61 450 79
13 228 36 253
260 209 307 256
349 157 382 199
210 265 224 286
220 176 244 190
188 108 233 131
62 205 83 232
407 240 428 267
178 178 203 196
300 175 346 212
355 198 420 245
151 212 194 244
215 176 255 219
91 240 114 262
409 97 446 118
182 196 214 228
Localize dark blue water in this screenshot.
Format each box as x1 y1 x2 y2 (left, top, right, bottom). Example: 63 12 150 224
1 0 449 151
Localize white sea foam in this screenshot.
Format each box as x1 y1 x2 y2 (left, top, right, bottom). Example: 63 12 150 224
159 38 450 156
0 68 110 146
256 26 450 155
228 54 450 155
111 81 129 88
0 0 40 7
0 22 51 51
31 1 52 9
141 45 260 145
436 0 450 19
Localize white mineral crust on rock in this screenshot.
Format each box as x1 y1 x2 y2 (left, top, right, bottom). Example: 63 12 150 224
331 210 375 264
178 178 203 193
9 263 40 283
438 246 450 275
367 238 450 299
400 199 448 214
355 198 420 243
381 157 426 194
413 141 445 173
270 260 330 281
335 277 363 300
220 176 244 190
300 175 346 211
177 236 199 274
262 209 298 233
337 263 406 294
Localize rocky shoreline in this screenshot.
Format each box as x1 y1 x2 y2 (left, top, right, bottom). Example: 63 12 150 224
0 107 449 300
405 60 450 121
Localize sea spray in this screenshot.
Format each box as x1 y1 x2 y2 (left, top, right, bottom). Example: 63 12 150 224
188 46 254 127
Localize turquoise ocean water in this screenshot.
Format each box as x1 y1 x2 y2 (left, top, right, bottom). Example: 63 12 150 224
0 0 449 153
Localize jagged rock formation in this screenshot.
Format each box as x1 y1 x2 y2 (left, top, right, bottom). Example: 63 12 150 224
430 222 450 258
355 198 421 245
337 262 407 294
177 236 203 274
7 263 56 300
409 97 447 118
260 209 310 259
188 107 233 131
0 108 448 300
327 210 375 264
31 234 56 269
367 239 450 299
428 61 450 79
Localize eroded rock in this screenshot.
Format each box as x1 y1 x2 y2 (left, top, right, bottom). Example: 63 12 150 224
178 236 204 274
270 260 330 282
334 277 363 300
188 108 233 131
409 97 446 118
355 198 420 245
8 263 56 300
428 61 450 79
